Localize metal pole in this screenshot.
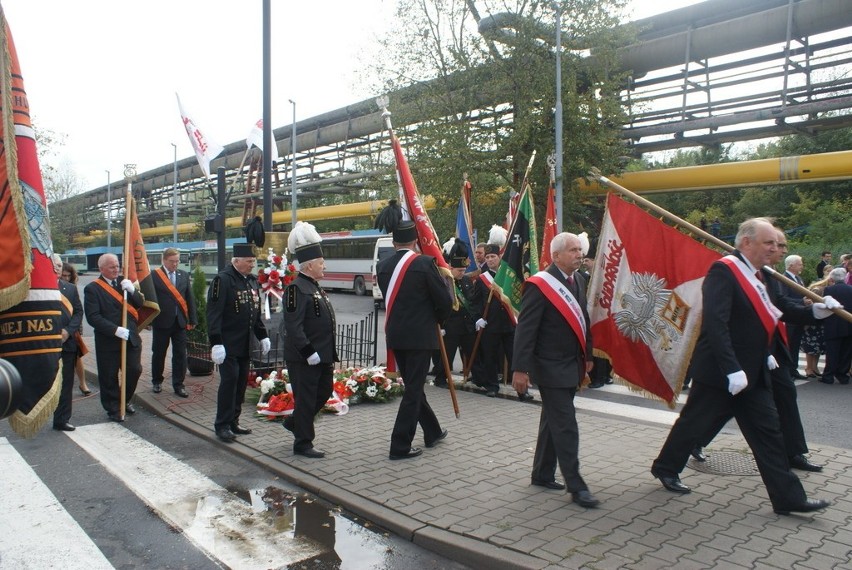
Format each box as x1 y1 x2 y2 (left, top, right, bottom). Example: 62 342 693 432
217 167 226 271
262 0 273 232
171 143 178 244
106 170 111 249
289 99 297 226
554 2 564 232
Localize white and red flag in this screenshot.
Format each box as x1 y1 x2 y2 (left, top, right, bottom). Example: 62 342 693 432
246 119 279 162
587 194 721 407
176 93 224 177
539 182 557 270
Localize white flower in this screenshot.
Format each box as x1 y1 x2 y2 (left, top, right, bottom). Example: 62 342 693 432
366 385 378 398
260 378 275 394
345 378 358 389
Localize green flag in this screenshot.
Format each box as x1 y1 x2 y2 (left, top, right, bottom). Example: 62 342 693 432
493 183 539 322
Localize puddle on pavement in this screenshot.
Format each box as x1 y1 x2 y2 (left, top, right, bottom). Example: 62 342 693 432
224 484 398 569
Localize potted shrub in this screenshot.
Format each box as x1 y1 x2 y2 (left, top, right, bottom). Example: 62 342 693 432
186 260 214 376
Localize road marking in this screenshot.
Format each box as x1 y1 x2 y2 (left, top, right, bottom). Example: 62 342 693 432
0 438 114 570
67 423 321 569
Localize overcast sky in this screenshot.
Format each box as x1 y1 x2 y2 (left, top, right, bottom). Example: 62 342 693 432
2 0 701 189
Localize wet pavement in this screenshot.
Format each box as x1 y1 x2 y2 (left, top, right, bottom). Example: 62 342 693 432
88 327 852 569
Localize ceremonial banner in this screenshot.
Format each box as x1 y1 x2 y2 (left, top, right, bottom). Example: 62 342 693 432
587 194 720 407
493 183 539 323
124 196 160 329
455 177 476 271
388 128 450 275
176 93 224 177
246 119 279 162
540 183 556 270
0 15 62 436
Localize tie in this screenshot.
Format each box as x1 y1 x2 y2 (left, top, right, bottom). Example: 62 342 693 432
755 270 764 283
567 274 575 287
169 271 176 285
111 279 118 288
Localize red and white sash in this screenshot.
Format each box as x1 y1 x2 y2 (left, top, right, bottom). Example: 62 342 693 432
526 271 587 356
719 256 785 347
477 270 494 289
384 250 418 327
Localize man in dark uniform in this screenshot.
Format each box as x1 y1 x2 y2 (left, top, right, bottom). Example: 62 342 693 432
207 243 270 442
512 233 599 508
281 222 338 458
84 253 144 422
651 218 835 515
52 254 82 432
151 247 197 397
433 239 480 389
377 220 452 460
474 243 516 397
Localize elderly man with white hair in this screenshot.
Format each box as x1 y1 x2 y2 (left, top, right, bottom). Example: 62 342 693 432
821 267 852 385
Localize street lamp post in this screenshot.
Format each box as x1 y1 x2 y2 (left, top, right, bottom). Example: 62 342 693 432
171 143 178 243
289 99 297 226
554 2 564 232
106 170 111 249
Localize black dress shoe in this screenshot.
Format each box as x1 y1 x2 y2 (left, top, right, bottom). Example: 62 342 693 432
485 390 498 398
231 424 252 435
819 376 835 385
691 447 707 462
588 381 605 389
175 386 189 398
108 413 124 423
295 448 325 458
53 422 76 432
656 475 691 494
838 375 850 385
389 447 423 460
152 383 162 393
791 370 807 380
532 479 566 490
425 429 448 448
518 392 534 402
572 490 600 508
789 454 823 472
125 403 136 415
215 428 236 442
774 498 831 515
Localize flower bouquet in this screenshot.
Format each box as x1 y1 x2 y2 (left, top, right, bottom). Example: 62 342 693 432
328 365 404 407
256 248 297 319
255 369 295 419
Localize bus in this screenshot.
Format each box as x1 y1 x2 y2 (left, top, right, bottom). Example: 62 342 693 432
317 230 390 296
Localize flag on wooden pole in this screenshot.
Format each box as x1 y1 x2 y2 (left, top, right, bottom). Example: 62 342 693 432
124 195 161 329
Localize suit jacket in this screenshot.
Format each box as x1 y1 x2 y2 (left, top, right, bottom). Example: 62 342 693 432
377 250 452 351
151 266 197 329
207 264 268 357
58 280 83 354
766 269 816 367
84 275 144 350
513 265 592 388
779 270 805 300
822 283 852 340
282 273 339 363
690 253 814 391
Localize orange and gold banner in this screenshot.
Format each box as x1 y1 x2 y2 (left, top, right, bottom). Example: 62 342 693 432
125 196 160 329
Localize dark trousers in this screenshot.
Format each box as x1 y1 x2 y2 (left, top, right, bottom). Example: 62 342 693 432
95 343 142 416
532 386 587 492
787 324 803 373
151 320 188 389
652 381 807 510
390 349 442 455
286 360 333 452
54 350 77 425
823 336 852 381
214 355 250 431
434 330 475 385
480 330 514 392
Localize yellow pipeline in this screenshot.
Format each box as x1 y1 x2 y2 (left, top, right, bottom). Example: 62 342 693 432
577 150 852 194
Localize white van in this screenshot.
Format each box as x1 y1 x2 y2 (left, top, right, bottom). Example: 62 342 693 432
371 236 395 307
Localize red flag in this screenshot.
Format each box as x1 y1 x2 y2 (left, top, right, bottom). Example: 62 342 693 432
0 18 63 436
586 194 721 407
504 189 520 230
124 196 160 328
388 129 450 273
540 183 557 269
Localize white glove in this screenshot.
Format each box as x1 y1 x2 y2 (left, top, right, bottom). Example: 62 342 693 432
767 355 779 370
211 344 226 365
812 295 843 319
120 279 135 293
260 338 271 355
475 318 487 331
114 327 130 341
440 329 446 337
307 352 321 365
727 370 748 395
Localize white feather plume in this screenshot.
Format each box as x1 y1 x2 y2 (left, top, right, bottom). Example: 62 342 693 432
488 224 508 248
288 221 322 253
578 232 590 256
442 237 456 255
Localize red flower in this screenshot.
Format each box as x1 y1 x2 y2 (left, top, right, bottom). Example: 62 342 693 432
273 255 283 266
269 269 280 283
267 393 294 413
257 272 268 284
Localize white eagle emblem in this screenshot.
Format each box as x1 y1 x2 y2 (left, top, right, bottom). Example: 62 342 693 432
614 272 684 351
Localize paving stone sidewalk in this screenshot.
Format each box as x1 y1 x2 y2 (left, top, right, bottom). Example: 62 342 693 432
86 329 852 569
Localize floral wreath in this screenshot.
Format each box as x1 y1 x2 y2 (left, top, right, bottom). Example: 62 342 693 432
256 248 297 318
